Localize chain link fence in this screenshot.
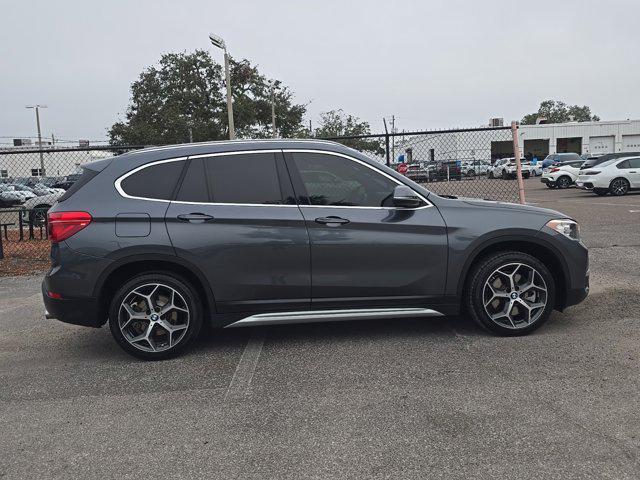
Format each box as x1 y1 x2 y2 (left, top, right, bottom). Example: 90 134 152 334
324 125 525 203
0 146 143 274
1 126 526 274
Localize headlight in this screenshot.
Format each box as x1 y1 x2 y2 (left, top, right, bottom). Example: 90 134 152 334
546 219 580 240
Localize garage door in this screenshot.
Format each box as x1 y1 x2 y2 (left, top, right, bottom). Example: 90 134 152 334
589 136 615 154
622 135 640 152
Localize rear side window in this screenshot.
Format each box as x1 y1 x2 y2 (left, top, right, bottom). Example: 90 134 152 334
205 153 284 204
120 160 185 200
58 168 99 203
176 158 209 203
617 160 630 169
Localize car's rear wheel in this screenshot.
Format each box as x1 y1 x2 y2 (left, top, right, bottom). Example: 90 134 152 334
108 273 203 360
523 171 531 179
465 251 555 335
488 171 494 179
556 176 572 189
593 188 608 196
609 178 630 196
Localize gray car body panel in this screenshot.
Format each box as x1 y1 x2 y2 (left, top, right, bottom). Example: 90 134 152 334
43 139 588 328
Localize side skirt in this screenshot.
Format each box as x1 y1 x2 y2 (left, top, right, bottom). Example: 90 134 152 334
224 307 444 328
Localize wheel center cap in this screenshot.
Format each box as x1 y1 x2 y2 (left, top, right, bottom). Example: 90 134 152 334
510 292 519 300
150 313 159 321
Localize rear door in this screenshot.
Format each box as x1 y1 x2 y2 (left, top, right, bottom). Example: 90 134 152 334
623 158 640 187
284 150 448 310
165 150 310 314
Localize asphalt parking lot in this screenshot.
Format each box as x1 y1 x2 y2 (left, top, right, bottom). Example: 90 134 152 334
1 178 639 479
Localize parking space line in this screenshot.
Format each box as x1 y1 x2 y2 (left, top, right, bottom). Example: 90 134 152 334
224 329 266 402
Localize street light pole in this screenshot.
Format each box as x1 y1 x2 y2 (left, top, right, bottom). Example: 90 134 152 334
26 104 47 176
210 33 235 140
270 82 277 138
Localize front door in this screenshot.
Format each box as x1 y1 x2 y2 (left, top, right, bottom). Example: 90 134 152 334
284 150 448 310
166 150 310 314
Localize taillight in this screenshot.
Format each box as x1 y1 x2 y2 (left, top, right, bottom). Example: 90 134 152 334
550 168 560 173
48 211 92 243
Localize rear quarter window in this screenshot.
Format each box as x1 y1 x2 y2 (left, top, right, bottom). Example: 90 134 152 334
58 169 99 203
119 160 186 200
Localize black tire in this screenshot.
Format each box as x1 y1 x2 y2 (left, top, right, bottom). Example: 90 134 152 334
465 251 556 336
593 188 608 196
468 170 476 177
29 205 50 227
108 272 203 360
488 171 494 179
523 172 531 179
609 178 630 196
556 176 572 189
501 170 508 180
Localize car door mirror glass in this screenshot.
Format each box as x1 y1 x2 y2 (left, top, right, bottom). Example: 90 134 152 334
393 185 422 208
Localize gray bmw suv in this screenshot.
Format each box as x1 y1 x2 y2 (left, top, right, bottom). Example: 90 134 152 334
43 140 589 359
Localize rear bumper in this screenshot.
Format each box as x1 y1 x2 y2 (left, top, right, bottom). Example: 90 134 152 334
540 177 554 185
42 280 103 328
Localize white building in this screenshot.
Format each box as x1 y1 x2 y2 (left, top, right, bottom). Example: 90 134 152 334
394 119 640 164
0 147 114 180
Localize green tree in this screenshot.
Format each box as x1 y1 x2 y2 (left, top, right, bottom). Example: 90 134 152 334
521 100 600 125
109 50 307 145
314 109 384 155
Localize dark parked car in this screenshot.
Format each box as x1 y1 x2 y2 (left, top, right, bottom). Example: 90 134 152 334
579 152 640 171
43 140 589 359
52 173 81 190
429 161 462 181
541 153 581 168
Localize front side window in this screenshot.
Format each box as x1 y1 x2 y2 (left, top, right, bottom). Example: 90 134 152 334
292 152 399 207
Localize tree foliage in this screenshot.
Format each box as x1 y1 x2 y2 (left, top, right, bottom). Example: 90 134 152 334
521 100 600 125
314 109 384 155
109 50 307 145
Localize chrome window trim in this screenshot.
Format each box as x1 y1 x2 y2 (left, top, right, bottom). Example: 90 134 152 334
114 148 432 210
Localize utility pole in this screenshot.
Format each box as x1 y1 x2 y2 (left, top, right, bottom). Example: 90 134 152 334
51 133 55 146
209 33 235 139
391 115 395 163
309 119 312 137
26 104 47 176
270 82 277 138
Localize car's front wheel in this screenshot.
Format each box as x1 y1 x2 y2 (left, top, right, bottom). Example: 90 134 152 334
108 273 203 360
465 251 555 335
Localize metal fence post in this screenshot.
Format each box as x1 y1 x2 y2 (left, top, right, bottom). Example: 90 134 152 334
511 121 527 204
0 227 3 260
385 134 391 166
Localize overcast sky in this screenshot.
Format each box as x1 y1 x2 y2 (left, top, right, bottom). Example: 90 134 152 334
1 0 639 144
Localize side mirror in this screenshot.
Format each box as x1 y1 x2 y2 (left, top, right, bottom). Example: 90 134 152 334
393 185 422 208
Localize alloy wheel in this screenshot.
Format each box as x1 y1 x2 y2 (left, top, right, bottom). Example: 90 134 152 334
118 283 190 352
482 263 548 329
610 179 629 196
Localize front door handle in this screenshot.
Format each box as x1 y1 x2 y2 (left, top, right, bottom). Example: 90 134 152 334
177 213 214 224
315 216 350 226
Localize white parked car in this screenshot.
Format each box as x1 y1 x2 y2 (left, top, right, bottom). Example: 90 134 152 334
576 156 640 196
0 185 26 207
540 160 585 189
489 158 535 179
487 158 512 179
461 160 491 177
21 190 65 225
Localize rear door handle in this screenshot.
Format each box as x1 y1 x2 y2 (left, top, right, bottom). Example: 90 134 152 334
315 216 350 226
177 213 214 223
